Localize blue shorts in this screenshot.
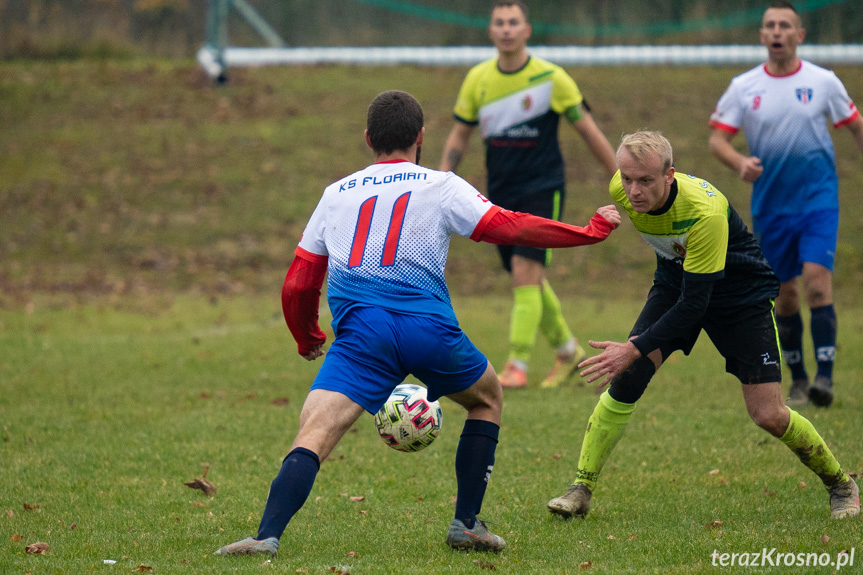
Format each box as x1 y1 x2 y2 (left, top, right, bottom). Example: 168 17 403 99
311 306 489 413
753 209 838 283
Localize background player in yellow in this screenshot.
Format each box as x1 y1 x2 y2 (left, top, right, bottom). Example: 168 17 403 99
546 131 859 521
439 0 618 389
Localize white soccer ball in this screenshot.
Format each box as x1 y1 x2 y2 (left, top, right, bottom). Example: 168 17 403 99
374 383 442 452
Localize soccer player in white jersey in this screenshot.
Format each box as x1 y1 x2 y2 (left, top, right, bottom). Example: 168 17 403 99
214 90 621 557
709 1 863 408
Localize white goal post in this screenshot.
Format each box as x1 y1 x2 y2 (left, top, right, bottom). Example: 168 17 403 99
197 0 863 80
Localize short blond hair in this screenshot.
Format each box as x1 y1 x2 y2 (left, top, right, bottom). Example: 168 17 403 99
617 131 673 172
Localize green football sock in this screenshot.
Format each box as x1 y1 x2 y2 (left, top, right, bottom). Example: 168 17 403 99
509 285 542 364
780 408 848 489
574 391 637 491
539 279 574 349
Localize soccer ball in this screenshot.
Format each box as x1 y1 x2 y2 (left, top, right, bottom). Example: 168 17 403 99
374 383 442 452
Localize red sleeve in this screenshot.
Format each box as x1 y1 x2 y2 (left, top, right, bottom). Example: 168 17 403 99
281 247 328 356
472 209 617 247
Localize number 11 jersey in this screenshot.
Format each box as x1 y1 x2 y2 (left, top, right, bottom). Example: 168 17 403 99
298 160 496 331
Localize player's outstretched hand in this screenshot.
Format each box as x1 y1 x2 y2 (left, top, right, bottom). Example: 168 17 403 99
301 344 325 361
596 205 621 227
577 339 640 389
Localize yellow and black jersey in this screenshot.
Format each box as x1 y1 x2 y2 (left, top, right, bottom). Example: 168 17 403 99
610 171 779 308
453 55 584 198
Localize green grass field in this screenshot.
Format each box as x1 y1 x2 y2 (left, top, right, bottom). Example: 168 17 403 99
2 60 863 574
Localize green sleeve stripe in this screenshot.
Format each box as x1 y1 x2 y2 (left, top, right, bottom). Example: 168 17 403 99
529 70 554 82
563 103 585 124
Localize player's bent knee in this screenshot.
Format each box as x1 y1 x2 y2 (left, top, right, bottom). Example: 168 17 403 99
747 405 789 437
608 357 656 404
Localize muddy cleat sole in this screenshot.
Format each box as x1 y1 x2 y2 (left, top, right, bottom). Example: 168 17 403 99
808 376 834 408
540 345 587 389
214 536 279 556
785 378 810 406
829 478 860 520
547 483 592 518
446 519 506 553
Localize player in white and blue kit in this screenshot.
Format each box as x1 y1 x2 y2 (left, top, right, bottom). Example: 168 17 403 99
215 90 620 557
709 1 863 407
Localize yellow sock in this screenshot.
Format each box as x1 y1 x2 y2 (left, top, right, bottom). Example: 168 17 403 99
574 391 637 491
509 285 542 364
780 408 848 489
539 279 574 349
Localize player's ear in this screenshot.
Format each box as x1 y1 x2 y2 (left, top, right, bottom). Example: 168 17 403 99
665 166 676 187
416 127 425 147
364 129 373 150
797 26 806 45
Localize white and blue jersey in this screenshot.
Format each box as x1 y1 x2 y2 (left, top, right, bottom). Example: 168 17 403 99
298 160 494 331
710 60 859 218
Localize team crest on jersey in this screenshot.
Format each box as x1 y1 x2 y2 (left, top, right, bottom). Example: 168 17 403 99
672 242 687 258
795 87 813 104
521 95 532 111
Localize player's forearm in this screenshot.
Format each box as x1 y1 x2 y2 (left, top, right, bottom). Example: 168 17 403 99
631 279 713 356
440 146 465 172
847 115 863 156
281 252 328 356
574 116 618 176
439 123 473 172
708 130 747 173
474 209 617 247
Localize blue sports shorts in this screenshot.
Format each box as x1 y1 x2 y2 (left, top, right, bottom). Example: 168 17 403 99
311 306 489 413
753 209 838 283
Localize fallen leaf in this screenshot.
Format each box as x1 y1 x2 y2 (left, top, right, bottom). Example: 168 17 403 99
347 551 357 558
579 561 593 569
349 496 365 502
69 523 77 530
607 535 616 540
415 497 424 502
11 534 22 542
822 534 830 545
708 469 720 475
763 489 776 497
191 501 205 507
358 510 368 515
184 477 217 496
23 503 40 510
5 509 13 517
553 454 562 460
271 397 290 406
627 534 638 541
705 521 723 529
135 565 153 573
295 569 309 574
799 481 807 488
184 463 217 496
473 559 496 570
199 393 212 399
25 542 49 555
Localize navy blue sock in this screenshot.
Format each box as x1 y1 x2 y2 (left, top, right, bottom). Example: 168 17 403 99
776 312 808 381
454 419 499 530
810 304 837 379
256 447 320 541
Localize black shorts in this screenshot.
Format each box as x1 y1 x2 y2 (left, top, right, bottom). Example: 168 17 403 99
491 187 563 272
631 284 782 385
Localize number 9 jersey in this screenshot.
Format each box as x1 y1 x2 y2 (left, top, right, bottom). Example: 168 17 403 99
297 160 496 331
